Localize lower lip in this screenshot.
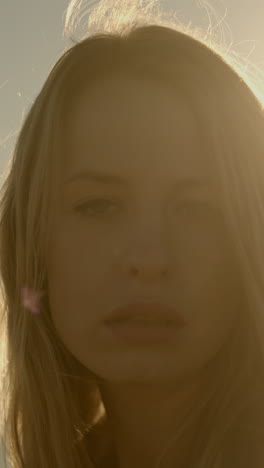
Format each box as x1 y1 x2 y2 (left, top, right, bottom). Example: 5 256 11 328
104 320 186 344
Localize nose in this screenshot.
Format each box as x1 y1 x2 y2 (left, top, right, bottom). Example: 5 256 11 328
126 254 169 280
115 221 171 282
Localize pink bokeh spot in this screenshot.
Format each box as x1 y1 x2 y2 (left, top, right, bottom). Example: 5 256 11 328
21 285 45 315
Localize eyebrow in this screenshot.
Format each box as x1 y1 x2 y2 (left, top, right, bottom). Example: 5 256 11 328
65 169 210 190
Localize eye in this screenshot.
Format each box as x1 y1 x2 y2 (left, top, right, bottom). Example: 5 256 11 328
171 201 224 226
74 198 119 217
174 201 219 214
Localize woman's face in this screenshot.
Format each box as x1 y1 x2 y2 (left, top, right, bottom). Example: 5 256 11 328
47 74 245 384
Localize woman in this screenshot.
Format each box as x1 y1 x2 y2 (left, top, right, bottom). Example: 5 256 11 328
1 0 264 467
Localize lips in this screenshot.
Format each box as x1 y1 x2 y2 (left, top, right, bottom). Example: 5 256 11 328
104 302 186 325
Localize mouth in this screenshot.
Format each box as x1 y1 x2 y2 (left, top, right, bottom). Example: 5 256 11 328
103 303 187 344
108 316 172 325
104 302 186 326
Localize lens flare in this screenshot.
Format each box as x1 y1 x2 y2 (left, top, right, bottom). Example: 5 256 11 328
21 286 45 315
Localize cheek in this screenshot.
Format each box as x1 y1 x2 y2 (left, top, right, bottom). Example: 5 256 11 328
47 217 114 285
46 226 115 335
185 245 245 350
175 218 245 330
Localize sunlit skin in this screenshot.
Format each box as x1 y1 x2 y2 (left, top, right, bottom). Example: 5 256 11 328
44 74 247 468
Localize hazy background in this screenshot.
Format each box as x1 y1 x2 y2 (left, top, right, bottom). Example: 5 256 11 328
1 0 264 181
1 0 264 465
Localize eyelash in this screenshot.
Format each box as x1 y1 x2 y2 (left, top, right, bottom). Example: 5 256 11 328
74 198 119 217
74 198 219 219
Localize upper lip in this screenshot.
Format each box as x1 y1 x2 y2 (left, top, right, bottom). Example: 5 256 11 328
104 302 186 325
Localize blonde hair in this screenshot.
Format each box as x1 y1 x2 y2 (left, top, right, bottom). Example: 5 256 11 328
1 0 264 466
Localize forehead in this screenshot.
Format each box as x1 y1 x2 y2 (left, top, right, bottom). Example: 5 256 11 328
62 74 213 182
